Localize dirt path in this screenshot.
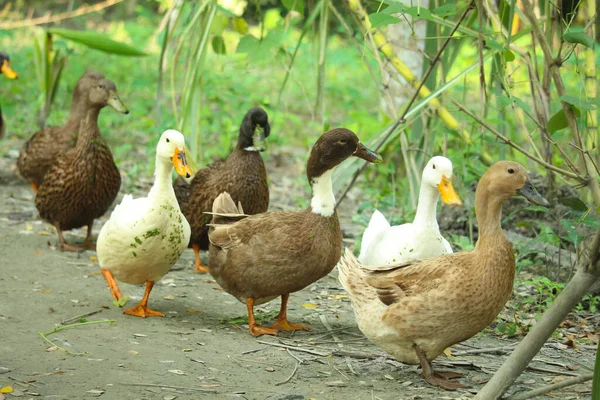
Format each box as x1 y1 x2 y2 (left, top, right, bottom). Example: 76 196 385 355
0 154 595 400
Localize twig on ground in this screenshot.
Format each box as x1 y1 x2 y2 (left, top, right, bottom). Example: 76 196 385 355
275 363 299 386
510 373 593 400
255 340 330 357
334 350 391 360
451 344 517 356
319 314 356 375
286 348 305 364
60 309 104 325
328 360 349 380
527 365 580 377
118 382 218 393
241 347 266 355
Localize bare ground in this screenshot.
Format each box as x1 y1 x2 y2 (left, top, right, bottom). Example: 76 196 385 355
0 150 596 400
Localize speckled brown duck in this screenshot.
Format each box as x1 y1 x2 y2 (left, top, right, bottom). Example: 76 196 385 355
175 107 270 273
17 71 128 193
0 51 18 139
338 161 549 390
34 78 128 251
207 128 383 337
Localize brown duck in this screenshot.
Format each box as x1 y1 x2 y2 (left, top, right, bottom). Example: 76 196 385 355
17 71 128 193
338 161 549 390
175 107 270 273
0 51 18 139
35 78 128 251
207 128 382 336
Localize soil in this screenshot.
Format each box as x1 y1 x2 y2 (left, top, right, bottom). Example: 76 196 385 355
0 148 596 400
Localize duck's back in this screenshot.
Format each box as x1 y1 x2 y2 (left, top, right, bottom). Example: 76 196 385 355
181 149 268 249
35 137 120 230
209 209 340 303
17 123 78 186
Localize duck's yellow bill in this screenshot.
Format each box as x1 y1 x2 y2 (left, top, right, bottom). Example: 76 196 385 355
171 148 193 179
437 176 462 206
1 60 18 79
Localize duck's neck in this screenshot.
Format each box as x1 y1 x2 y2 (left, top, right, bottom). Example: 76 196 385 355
149 156 176 200
474 186 508 249
310 169 336 217
412 183 440 226
74 107 101 153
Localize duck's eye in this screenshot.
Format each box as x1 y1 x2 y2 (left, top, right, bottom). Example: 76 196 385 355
432 164 436 170
508 168 515 174
166 138 170 143
337 140 347 145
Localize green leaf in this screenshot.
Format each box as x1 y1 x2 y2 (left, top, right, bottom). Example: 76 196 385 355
211 35 226 54
558 197 588 212
432 3 457 18
282 0 305 14
563 32 595 48
503 49 515 62
559 95 596 110
48 28 148 56
547 107 581 133
369 12 400 28
232 17 248 35
113 295 129 308
523 205 551 214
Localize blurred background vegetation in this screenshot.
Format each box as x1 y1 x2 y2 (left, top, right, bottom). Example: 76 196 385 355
0 0 599 323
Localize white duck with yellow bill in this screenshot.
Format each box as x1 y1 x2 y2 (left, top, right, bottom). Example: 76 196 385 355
97 129 193 318
358 156 462 266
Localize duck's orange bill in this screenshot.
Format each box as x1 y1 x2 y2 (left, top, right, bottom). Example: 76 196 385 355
437 176 462 206
1 59 18 79
171 148 193 179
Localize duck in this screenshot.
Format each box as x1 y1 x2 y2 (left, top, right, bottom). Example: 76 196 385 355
207 128 382 336
17 71 128 193
358 156 462 266
0 51 18 139
338 161 549 390
34 77 128 251
97 129 193 318
175 107 270 273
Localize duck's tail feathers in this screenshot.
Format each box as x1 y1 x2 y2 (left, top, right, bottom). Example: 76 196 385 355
338 248 380 308
358 209 390 262
206 192 248 226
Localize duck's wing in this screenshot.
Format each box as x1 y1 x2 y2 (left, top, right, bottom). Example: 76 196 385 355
358 209 390 262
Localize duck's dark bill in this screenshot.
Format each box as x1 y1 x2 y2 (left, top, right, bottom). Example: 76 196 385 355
518 180 549 207
107 91 129 114
354 142 383 164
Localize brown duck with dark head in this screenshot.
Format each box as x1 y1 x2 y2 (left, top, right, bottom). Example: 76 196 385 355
207 128 382 337
0 51 18 139
17 71 128 193
175 107 270 273
35 78 128 251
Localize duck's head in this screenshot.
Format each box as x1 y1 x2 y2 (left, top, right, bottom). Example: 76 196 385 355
157 129 193 178
239 107 270 152
87 77 129 114
0 52 18 79
481 161 549 206
307 128 382 182
422 156 462 206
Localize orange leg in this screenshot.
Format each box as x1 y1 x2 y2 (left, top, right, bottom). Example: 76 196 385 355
414 344 469 390
101 268 123 301
83 223 96 251
270 294 311 332
193 243 209 274
31 182 39 195
246 298 278 337
123 281 164 318
56 228 84 252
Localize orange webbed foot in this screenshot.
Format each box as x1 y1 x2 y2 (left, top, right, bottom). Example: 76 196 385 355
31 182 38 195
270 318 311 332
123 305 164 318
423 371 470 391
193 244 209 273
60 243 85 252
249 324 279 337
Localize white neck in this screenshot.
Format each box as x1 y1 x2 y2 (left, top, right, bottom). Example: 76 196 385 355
243 146 261 152
148 155 175 200
310 169 335 217
413 181 440 226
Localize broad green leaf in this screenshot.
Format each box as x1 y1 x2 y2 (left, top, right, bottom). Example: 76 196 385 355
563 32 595 48
211 35 226 54
558 197 588 212
402 6 433 20
48 28 148 56
232 17 248 35
547 107 581 134
433 3 457 18
523 205 551 214
503 49 515 62
282 0 305 14
369 12 400 28
559 95 596 110
236 34 259 53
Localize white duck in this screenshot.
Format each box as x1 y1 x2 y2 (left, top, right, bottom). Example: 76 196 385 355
358 156 462 266
97 129 193 318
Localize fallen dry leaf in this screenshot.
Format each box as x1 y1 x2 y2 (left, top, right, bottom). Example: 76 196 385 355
566 364 580 371
33 251 42 256
25 225 33 231
128 350 139 355
186 308 201 313
302 303 318 309
164 295 175 300
89 256 98 262
37 231 51 236
443 348 453 357
168 369 187 375
0 386 12 394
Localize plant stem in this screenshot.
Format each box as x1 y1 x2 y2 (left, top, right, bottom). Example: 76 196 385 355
38 319 116 356
510 373 593 400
